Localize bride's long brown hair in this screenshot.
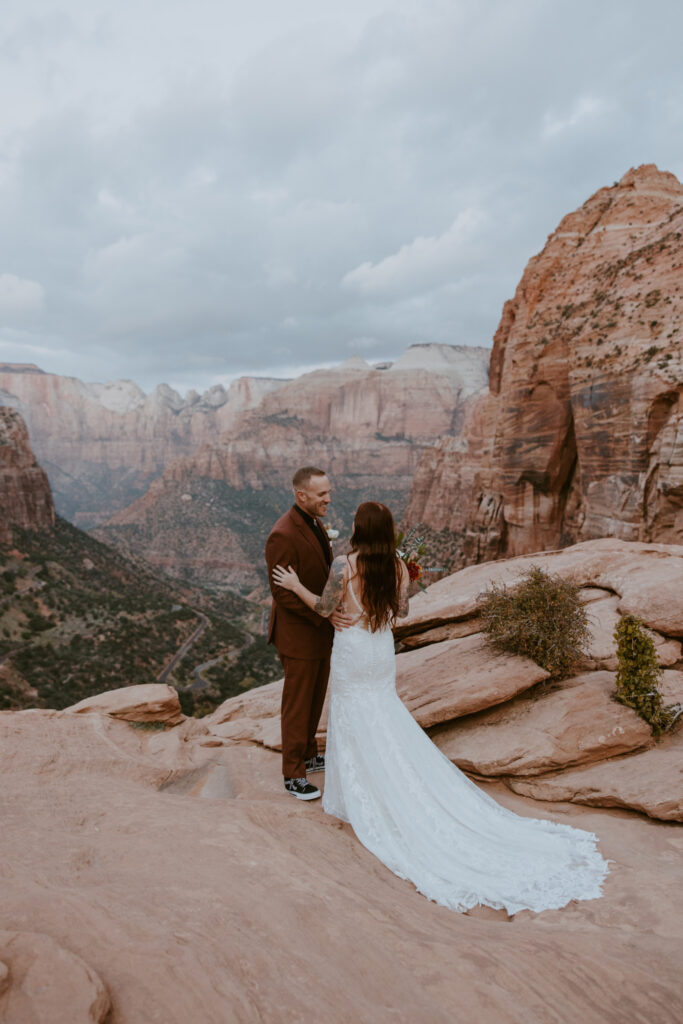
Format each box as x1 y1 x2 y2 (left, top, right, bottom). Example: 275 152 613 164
349 502 402 632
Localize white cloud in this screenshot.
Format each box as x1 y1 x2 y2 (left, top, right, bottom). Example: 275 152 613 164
341 208 488 297
347 336 379 351
542 95 608 139
0 1 681 390
0 337 68 357
0 274 44 313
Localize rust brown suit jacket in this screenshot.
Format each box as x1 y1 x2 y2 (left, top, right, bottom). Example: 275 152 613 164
265 507 334 660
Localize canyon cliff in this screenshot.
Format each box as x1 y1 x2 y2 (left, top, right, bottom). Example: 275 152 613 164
407 164 683 563
96 345 489 592
0 365 284 527
0 407 54 543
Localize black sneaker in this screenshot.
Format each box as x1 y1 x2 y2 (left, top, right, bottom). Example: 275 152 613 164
305 754 325 773
284 777 321 801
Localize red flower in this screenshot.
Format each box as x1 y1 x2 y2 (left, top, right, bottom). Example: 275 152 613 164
407 560 423 582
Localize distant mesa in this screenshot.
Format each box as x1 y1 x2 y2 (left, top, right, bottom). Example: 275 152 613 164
93 343 491 593
0 365 288 528
0 342 490 557
0 362 45 374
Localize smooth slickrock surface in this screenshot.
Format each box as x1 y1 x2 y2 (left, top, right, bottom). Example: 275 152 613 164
508 729 683 822
398 617 483 649
583 595 681 668
66 683 184 725
395 633 550 727
0 407 55 543
660 669 683 705
205 538 683 819
1 708 682 1023
430 672 653 777
0 931 110 1024
205 634 550 749
407 164 683 558
395 538 683 638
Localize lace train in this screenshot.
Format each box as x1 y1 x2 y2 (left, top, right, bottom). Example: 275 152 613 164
322 626 609 915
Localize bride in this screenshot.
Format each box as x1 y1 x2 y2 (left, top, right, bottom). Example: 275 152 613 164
272 500 609 915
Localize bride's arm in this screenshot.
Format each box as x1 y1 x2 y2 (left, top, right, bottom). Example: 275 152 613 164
396 560 410 619
272 557 347 618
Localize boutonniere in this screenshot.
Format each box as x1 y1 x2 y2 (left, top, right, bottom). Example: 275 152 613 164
324 525 340 542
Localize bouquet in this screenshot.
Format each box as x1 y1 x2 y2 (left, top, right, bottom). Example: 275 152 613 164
396 524 442 592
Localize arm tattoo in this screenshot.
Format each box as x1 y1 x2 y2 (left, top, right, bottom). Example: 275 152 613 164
314 557 346 616
397 571 409 618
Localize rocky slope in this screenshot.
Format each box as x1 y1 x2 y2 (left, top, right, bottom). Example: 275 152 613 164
0 412 280 713
0 407 54 544
0 364 284 527
407 165 683 563
2 538 682 1021
96 344 490 593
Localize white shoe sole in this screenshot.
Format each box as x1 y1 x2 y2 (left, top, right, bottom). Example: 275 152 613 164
285 788 321 800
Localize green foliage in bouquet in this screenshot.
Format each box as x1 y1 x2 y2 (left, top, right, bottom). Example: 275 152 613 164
479 565 590 679
613 614 680 735
395 524 442 590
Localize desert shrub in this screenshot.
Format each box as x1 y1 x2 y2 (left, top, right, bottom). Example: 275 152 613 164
479 565 590 678
613 614 680 735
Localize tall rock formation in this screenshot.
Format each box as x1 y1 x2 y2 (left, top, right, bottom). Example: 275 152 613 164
0 407 55 543
407 165 683 562
0 365 285 527
96 345 490 592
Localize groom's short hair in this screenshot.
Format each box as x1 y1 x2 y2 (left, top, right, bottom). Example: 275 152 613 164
292 466 326 490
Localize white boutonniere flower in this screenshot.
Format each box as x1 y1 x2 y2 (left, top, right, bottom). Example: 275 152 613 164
325 526 340 541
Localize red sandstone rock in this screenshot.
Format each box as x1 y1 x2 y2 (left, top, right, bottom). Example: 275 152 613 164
97 345 490 590
66 683 184 724
430 671 653 777
0 930 110 1024
407 164 683 559
395 537 683 639
1 694 682 1021
0 407 54 543
0 365 284 526
395 632 549 727
508 729 683 822
583 595 681 668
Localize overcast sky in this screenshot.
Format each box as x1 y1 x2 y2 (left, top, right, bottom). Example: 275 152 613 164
0 0 682 394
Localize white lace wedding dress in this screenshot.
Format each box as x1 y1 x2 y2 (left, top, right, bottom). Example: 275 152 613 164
322 586 609 915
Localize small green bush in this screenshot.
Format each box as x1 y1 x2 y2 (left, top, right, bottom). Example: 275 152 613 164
613 614 679 735
128 721 168 732
479 565 590 678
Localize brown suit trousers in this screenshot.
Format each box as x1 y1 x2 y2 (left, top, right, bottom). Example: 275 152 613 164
265 507 334 779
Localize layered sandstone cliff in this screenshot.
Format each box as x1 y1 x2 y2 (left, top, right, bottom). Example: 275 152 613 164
407 164 683 562
97 345 490 591
0 365 285 527
0 408 54 544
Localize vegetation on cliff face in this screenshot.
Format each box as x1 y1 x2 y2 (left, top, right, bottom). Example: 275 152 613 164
0 517 280 712
613 614 681 735
479 566 591 678
96 476 409 598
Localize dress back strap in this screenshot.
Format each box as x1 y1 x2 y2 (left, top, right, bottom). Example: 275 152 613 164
347 575 363 613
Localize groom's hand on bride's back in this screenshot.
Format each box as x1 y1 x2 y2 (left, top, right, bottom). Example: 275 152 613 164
330 606 354 630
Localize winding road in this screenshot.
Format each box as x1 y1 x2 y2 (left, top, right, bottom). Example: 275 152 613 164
156 612 209 683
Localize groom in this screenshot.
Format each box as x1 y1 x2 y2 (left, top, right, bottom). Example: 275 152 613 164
265 466 349 800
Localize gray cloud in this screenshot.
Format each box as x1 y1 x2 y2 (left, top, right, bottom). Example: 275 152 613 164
0 0 682 392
